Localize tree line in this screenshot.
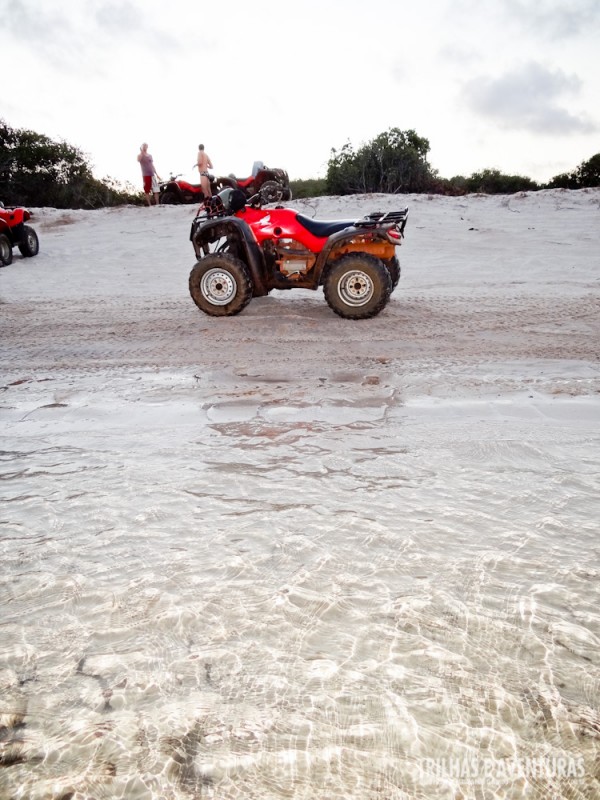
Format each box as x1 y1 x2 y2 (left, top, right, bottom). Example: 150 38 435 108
1 118 599 208
0 119 140 209
295 128 600 198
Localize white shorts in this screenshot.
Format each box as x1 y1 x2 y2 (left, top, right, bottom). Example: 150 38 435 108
151 175 159 193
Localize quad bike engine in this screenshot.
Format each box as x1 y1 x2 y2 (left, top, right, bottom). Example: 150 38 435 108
272 239 316 279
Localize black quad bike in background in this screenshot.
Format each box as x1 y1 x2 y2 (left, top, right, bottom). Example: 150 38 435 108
217 163 292 204
188 189 408 320
0 203 40 266
159 164 291 206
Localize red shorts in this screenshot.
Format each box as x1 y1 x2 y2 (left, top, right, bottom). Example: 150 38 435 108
143 175 153 193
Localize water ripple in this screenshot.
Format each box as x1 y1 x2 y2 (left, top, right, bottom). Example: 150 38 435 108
1 382 599 798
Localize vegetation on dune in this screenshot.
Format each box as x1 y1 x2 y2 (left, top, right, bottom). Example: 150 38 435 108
545 153 600 190
0 119 141 209
2 118 599 209
316 127 599 197
289 177 328 199
326 128 436 195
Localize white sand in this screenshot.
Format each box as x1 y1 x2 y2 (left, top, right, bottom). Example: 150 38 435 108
2 189 599 429
2 188 599 381
1 189 599 799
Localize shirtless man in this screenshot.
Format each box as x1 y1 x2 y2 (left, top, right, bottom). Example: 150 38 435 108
196 144 214 198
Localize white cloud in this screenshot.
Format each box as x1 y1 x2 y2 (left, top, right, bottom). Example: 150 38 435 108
503 0 600 39
462 62 597 135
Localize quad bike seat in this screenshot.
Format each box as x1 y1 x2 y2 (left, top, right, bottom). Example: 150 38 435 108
295 214 356 238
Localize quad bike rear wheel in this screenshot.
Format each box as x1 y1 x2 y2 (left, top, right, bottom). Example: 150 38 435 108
281 187 293 201
0 234 12 266
323 253 392 320
259 180 284 204
18 225 39 257
189 253 253 317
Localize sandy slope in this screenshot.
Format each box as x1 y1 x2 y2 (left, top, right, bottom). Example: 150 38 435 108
1 189 599 401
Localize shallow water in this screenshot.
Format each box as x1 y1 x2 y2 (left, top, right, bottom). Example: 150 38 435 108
1 369 599 800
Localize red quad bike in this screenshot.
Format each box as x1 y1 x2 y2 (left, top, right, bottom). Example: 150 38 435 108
217 164 292 204
158 173 221 205
0 203 40 266
188 189 408 320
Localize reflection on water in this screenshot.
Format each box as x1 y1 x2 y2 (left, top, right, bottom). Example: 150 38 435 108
1 371 599 799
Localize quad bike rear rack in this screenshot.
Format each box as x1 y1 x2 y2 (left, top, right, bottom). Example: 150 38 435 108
356 208 409 234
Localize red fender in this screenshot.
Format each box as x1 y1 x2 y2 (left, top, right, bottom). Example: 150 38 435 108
0 208 29 225
236 205 329 252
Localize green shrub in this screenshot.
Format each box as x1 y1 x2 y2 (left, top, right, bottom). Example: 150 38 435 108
546 153 600 189
289 177 328 198
326 128 437 195
0 118 143 208
463 169 539 194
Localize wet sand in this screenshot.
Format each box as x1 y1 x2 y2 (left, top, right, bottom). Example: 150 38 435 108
1 189 599 799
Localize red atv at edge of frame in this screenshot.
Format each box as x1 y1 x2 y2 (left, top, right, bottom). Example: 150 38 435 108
188 188 408 320
0 203 40 266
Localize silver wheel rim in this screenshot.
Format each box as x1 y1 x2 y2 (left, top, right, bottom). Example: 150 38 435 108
337 270 374 306
27 232 36 251
201 268 236 305
0 241 9 260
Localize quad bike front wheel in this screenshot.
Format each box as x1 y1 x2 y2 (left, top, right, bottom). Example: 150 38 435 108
18 225 39 257
323 253 392 320
189 253 253 317
259 180 284 204
0 234 12 266
159 191 178 204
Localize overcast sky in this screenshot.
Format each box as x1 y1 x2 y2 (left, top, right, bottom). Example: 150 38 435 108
1 0 599 189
